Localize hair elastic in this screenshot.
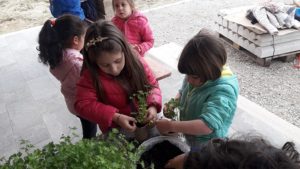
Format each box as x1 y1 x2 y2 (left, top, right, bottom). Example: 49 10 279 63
50 19 56 27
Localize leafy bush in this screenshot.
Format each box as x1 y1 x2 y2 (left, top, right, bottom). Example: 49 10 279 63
0 129 141 169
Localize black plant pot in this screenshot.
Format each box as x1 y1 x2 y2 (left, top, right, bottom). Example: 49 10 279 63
136 122 146 128
135 124 159 143
137 136 190 169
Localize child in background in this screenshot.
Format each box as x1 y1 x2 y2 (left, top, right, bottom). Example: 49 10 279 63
49 0 85 20
111 0 154 57
49 0 105 22
81 0 106 21
155 29 239 148
37 14 97 139
75 20 161 139
294 0 300 22
93 0 106 19
165 137 300 169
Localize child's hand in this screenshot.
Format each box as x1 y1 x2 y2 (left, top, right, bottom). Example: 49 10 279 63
116 114 137 132
165 153 186 169
155 119 173 135
164 93 180 113
163 103 168 113
175 93 181 100
132 44 141 53
146 106 157 123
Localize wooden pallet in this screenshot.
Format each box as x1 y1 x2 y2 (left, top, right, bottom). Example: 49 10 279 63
218 34 297 67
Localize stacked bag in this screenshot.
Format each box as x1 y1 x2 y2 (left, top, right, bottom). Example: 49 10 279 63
215 2 300 59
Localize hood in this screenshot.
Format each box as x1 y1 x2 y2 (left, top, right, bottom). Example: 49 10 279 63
50 49 82 82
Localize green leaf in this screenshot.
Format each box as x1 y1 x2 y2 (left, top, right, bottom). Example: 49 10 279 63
0 128 141 168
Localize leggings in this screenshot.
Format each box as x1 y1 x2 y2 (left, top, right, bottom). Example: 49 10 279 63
78 116 97 139
81 0 105 21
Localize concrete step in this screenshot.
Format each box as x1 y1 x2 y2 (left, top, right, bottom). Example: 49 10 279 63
232 95 300 151
147 42 183 69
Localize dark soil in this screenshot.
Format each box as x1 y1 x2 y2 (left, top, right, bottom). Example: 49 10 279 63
136 122 146 128
137 140 184 169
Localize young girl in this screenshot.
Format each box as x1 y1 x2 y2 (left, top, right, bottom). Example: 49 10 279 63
49 0 85 20
75 20 161 139
111 0 154 57
37 14 97 139
155 29 239 148
49 0 105 22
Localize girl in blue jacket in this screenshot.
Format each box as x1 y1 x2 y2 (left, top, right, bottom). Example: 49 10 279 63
50 0 85 20
49 0 105 21
156 29 239 148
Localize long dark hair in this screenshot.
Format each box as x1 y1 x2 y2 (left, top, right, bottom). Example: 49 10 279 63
184 137 300 169
37 14 86 69
178 29 227 83
82 20 150 102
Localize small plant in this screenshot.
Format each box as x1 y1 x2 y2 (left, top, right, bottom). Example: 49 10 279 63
130 90 150 127
0 129 141 169
164 98 180 120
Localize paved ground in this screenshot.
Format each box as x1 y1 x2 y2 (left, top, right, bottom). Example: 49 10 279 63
0 26 81 157
1 0 300 158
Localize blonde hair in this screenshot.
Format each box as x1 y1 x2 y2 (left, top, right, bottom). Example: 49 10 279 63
112 0 136 12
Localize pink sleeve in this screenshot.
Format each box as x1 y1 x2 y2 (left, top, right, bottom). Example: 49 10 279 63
75 71 118 133
140 58 162 112
137 18 154 56
73 56 83 75
112 16 123 33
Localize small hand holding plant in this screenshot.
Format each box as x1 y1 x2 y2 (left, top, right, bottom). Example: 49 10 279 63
115 113 137 132
163 98 180 121
155 98 180 135
130 90 156 128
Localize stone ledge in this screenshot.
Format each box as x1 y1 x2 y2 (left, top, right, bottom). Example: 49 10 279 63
147 42 183 69
231 95 300 151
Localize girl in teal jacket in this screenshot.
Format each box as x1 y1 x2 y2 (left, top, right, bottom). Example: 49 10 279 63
156 29 239 148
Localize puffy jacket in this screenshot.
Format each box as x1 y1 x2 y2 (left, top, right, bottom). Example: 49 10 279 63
180 67 239 147
112 11 154 56
75 57 162 133
50 48 83 115
50 0 85 20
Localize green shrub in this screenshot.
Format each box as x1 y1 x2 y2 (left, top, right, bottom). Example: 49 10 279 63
0 129 142 169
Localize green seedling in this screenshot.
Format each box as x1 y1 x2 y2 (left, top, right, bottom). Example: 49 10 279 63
130 90 149 127
164 98 179 120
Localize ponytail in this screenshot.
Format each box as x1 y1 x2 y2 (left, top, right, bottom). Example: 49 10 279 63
37 14 86 69
38 19 63 69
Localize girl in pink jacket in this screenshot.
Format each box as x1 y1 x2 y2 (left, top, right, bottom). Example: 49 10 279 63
112 0 154 57
37 14 97 139
75 20 162 141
